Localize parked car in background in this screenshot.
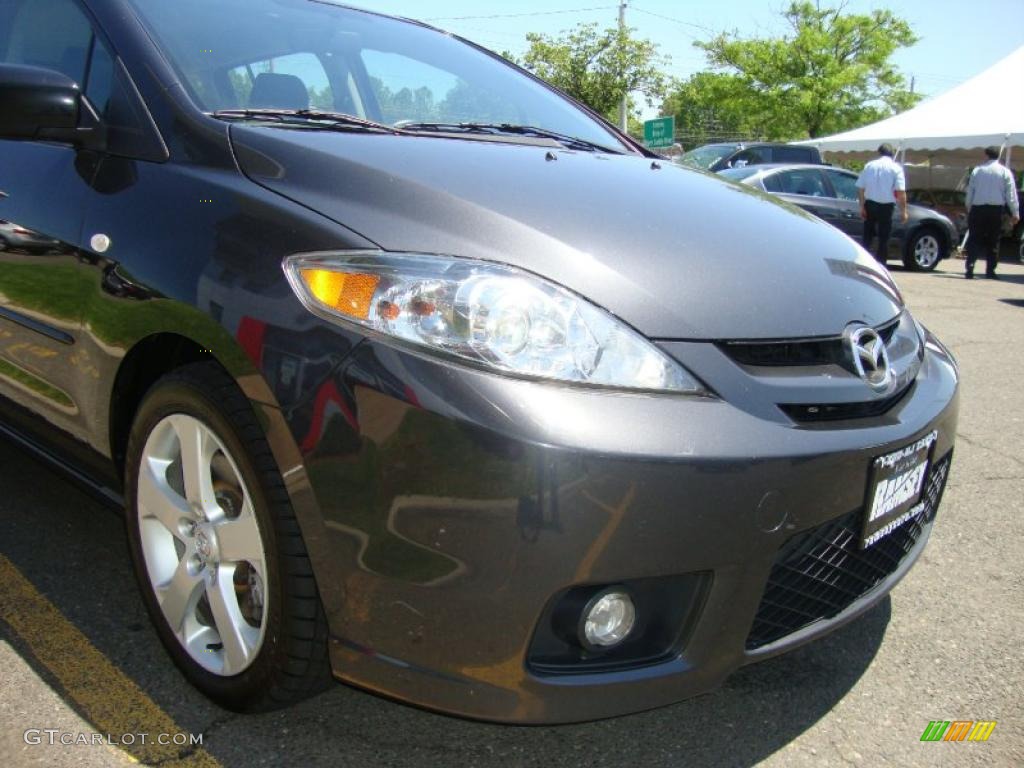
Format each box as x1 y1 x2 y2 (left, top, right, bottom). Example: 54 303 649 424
908 174 1022 244
0 219 61 253
906 188 968 238
722 164 959 271
677 142 824 172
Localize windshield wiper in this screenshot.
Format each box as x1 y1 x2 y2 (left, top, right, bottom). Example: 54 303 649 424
397 122 624 154
210 109 404 135
210 112 625 153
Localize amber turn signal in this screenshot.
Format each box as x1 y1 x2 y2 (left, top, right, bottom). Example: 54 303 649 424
299 268 380 320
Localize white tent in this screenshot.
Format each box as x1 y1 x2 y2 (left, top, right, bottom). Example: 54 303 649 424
797 45 1024 167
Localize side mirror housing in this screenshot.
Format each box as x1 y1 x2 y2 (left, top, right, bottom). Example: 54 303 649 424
0 63 101 147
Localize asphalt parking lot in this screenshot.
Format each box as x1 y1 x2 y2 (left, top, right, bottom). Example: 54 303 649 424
2 255 1022 768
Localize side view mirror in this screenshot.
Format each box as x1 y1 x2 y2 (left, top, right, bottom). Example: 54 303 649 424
0 63 102 148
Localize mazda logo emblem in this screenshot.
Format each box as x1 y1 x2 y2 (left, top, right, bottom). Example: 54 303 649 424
845 325 893 392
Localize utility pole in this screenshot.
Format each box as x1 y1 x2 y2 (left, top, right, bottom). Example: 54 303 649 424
618 1 628 132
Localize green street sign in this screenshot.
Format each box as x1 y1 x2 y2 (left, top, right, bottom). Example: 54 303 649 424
643 116 675 148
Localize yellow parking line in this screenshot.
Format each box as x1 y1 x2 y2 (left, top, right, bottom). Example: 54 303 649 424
0 555 222 767
574 484 636 582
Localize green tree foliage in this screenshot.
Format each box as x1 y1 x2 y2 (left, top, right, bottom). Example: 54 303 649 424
225 65 334 110
516 22 669 123
666 2 921 142
662 71 787 147
366 76 519 125
307 85 334 110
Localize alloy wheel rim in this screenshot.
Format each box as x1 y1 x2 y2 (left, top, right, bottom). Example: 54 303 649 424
914 234 940 267
137 414 268 675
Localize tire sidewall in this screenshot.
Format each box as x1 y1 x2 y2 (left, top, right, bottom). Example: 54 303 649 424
124 376 287 709
906 229 943 271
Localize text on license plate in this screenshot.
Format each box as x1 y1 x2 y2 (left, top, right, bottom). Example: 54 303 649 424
861 431 938 548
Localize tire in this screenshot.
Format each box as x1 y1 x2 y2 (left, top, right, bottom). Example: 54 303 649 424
124 362 331 711
903 228 945 271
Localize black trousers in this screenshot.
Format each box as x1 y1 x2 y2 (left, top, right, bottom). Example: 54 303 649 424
863 200 894 261
966 205 1003 276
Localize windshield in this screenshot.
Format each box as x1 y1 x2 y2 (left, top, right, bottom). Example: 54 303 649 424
678 145 735 170
126 0 626 152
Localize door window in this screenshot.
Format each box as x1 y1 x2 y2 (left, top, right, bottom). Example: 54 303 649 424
85 34 115 114
83 36 167 161
1 0 166 161
768 169 830 197
825 170 859 201
0 0 92 83
729 147 767 169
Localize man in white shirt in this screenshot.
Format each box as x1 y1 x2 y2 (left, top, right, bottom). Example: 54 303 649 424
965 146 1020 279
855 144 909 264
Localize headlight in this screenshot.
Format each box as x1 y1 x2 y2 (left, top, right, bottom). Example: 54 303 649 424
283 251 704 393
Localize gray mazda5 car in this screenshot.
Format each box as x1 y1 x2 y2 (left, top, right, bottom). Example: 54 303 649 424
0 0 958 723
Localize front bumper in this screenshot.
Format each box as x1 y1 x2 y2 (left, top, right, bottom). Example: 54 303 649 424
279 328 958 723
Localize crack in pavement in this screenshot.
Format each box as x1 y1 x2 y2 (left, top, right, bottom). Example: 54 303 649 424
955 431 1024 470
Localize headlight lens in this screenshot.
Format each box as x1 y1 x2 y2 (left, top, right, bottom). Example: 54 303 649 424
284 252 703 393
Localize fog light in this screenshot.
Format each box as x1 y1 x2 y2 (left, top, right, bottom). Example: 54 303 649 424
580 588 636 650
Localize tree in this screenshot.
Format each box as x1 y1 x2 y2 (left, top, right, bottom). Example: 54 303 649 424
438 80 519 124
662 71 795 147
516 23 669 125
667 2 921 140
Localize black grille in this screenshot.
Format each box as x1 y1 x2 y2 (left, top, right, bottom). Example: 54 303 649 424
745 452 951 650
779 385 912 423
720 317 899 368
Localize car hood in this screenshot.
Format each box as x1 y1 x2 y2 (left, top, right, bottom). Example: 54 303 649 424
231 127 903 340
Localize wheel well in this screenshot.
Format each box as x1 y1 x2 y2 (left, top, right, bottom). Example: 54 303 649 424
108 334 226 481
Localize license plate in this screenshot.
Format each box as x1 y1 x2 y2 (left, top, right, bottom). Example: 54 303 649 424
861 431 938 548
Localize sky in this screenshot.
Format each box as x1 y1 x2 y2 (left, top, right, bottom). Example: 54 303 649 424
352 0 1024 119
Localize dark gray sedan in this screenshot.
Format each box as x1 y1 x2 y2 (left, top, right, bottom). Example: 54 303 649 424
721 164 959 271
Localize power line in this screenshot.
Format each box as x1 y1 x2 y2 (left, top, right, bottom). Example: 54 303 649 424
425 6 617 21
450 25 526 40
629 5 713 35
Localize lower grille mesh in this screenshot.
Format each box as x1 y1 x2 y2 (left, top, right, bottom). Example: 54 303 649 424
745 452 951 650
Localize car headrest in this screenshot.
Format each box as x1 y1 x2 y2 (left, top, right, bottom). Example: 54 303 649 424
249 72 309 110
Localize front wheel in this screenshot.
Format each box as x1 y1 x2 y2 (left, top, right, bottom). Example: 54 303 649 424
903 229 945 271
124 362 331 711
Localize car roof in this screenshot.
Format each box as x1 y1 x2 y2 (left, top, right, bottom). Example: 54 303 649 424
737 163 846 175
696 143 816 150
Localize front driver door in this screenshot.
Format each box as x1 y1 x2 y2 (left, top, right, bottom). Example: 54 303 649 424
764 168 844 228
822 168 865 239
0 0 100 446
